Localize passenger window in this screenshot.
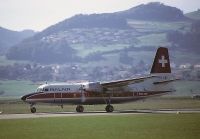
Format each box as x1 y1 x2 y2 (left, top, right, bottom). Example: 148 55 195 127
44 88 49 91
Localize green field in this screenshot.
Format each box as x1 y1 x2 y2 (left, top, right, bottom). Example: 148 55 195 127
172 81 200 96
0 56 31 66
128 20 191 32
185 10 200 20
0 80 38 98
137 33 170 47
73 44 129 58
0 114 200 139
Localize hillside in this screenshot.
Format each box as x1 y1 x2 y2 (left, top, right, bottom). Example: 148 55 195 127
185 9 200 20
6 2 191 64
0 27 36 54
36 2 187 37
37 14 130 38
119 2 187 21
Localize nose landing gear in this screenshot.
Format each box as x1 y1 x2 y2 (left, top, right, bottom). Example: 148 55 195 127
76 105 84 112
30 103 36 113
30 107 36 113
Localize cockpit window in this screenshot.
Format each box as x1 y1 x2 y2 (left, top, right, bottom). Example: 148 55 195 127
36 88 43 92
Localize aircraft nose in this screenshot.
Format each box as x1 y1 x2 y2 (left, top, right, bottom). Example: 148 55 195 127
21 92 36 101
21 95 27 101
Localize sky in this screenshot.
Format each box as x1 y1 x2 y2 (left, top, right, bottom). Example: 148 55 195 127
0 0 200 31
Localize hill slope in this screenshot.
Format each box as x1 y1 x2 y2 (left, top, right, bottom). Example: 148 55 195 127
0 27 35 54
185 9 200 20
36 2 188 38
6 2 189 64
119 2 187 21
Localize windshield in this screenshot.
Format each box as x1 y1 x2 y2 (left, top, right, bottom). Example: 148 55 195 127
36 88 43 92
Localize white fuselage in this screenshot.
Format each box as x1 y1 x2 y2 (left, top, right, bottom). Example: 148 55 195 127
22 76 174 105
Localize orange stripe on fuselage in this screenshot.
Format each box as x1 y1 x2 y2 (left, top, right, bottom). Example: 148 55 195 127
27 91 169 100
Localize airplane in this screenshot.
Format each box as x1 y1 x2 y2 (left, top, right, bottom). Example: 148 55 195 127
21 47 177 113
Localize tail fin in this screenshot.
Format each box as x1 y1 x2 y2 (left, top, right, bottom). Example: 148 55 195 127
151 47 171 74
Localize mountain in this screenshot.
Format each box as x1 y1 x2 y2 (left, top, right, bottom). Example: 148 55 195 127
167 20 200 53
185 9 200 20
118 2 187 21
6 2 189 64
35 2 187 38
0 27 36 54
33 14 129 40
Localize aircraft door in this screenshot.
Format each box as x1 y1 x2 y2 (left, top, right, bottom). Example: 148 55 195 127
54 92 62 104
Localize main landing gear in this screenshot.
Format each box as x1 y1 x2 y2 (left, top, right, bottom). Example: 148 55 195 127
105 104 114 112
75 105 113 113
75 105 113 112
105 95 114 112
76 105 84 112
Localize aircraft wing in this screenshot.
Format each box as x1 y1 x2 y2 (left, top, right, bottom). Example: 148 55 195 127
153 78 180 85
101 75 155 88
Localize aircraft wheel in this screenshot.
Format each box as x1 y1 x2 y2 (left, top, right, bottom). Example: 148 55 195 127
76 105 84 112
105 105 114 112
30 107 36 113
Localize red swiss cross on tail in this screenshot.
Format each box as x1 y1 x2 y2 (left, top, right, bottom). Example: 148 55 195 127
150 47 171 73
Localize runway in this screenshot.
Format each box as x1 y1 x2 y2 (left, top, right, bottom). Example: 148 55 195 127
1 109 200 119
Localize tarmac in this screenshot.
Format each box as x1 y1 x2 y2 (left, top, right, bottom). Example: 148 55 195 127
0 109 200 119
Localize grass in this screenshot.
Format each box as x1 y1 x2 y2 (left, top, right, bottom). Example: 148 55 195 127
172 81 200 96
137 33 169 47
0 114 200 139
128 20 191 32
0 80 38 98
128 51 154 64
185 10 200 20
0 56 17 66
0 56 31 66
72 44 129 57
82 53 121 68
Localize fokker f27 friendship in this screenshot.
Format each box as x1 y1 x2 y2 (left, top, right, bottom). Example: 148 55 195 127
21 47 177 113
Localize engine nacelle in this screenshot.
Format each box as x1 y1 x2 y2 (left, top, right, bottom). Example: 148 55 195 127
86 82 102 93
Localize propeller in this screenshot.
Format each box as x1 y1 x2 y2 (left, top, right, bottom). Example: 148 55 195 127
79 85 86 103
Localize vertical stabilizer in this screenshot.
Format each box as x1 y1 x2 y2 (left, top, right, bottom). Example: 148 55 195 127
151 47 171 73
